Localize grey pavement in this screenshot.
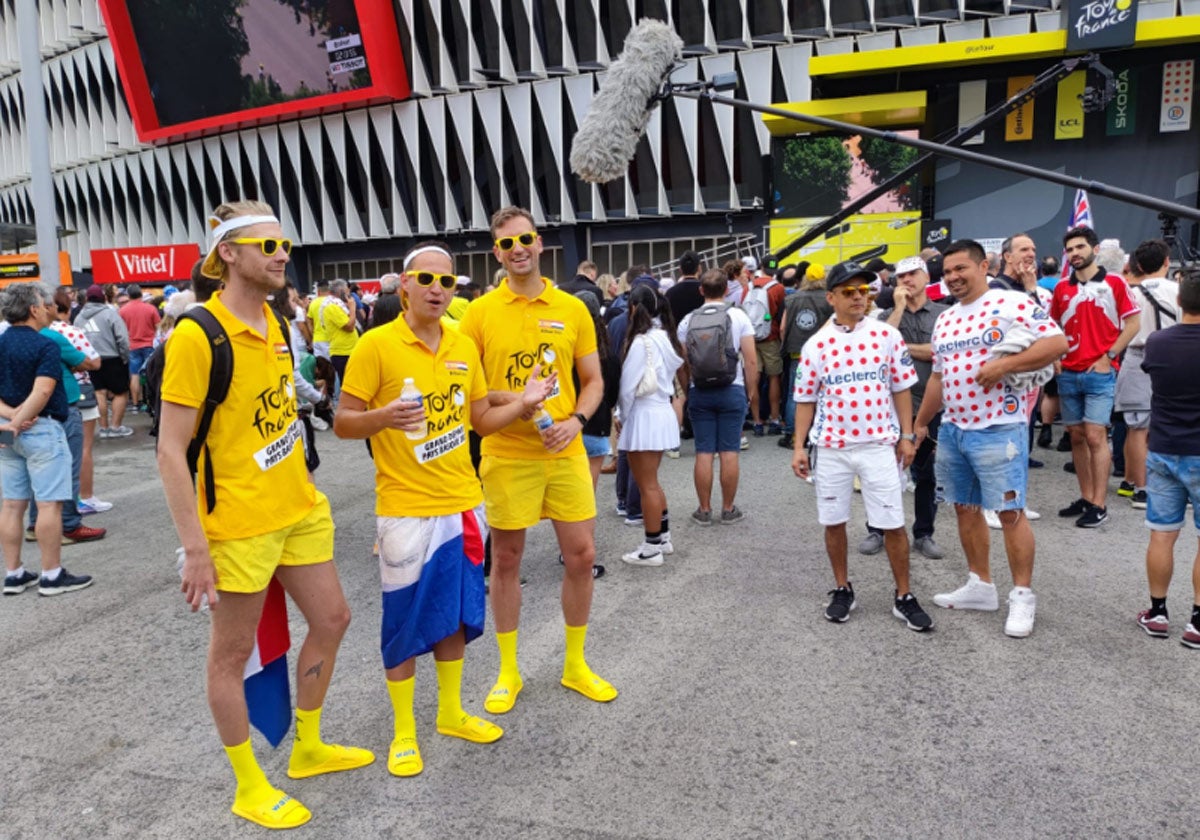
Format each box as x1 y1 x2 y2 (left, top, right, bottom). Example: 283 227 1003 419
4 417 1199 838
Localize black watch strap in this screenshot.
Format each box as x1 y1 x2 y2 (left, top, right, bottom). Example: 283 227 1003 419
573 412 588 426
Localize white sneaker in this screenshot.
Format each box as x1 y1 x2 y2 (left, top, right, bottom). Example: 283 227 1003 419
309 414 329 431
659 531 674 554
1026 508 1041 521
932 572 999 611
984 509 1002 529
1005 587 1037 637
664 448 680 459
621 543 664 567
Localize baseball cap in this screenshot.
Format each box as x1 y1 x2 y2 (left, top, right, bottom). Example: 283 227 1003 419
85 284 105 302
741 256 758 272
825 261 875 291
895 256 927 275
865 258 894 274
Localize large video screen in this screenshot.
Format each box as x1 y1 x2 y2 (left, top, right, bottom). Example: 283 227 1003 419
99 0 409 142
772 131 923 219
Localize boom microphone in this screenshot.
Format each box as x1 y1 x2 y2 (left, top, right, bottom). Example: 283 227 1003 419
569 19 682 184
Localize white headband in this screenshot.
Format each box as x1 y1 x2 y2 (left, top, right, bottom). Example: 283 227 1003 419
208 214 280 245
403 246 453 270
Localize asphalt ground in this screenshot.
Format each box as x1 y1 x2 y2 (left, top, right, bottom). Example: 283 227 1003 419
3 415 1199 839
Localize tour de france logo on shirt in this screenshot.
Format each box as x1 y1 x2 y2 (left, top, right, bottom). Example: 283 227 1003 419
252 375 300 471
503 344 562 399
414 382 468 464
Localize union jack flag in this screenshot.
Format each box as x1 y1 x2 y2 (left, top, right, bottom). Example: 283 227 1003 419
1062 189 1093 278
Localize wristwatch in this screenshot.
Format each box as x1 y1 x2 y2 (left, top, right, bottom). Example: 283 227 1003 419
899 434 917 442
1106 349 1119 360
572 412 588 426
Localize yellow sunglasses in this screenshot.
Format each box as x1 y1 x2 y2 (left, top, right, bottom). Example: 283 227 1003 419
408 271 457 290
833 284 873 298
494 231 537 251
230 237 293 257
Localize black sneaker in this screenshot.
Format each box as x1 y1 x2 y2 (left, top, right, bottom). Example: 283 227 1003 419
893 592 934 632
1036 425 1053 449
1058 498 1089 518
1131 490 1148 510
1117 481 1135 498
38 567 94 596
1056 433 1072 452
3 569 38 595
825 584 856 623
1076 506 1109 528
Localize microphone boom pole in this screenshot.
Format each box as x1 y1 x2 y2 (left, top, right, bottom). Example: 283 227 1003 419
669 89 1200 224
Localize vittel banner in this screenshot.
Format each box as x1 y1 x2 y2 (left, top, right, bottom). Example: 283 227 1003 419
1066 0 1139 52
91 243 201 284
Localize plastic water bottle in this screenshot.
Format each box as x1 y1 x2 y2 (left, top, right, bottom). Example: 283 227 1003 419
532 408 554 437
400 378 425 441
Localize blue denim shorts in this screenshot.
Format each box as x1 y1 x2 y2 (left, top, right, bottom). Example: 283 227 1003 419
688 385 747 453
582 433 612 459
129 345 154 376
1058 369 1116 427
935 422 1029 510
0 417 72 502
1145 452 1200 531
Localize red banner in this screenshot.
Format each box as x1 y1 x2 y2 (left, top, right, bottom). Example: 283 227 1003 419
90 243 201 284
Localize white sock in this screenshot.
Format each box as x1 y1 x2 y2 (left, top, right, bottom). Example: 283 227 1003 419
8 565 25 578
41 567 62 581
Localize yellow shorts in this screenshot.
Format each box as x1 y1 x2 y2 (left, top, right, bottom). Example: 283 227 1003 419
480 454 596 530
209 492 335 593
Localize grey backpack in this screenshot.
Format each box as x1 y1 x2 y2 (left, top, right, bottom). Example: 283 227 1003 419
686 302 739 388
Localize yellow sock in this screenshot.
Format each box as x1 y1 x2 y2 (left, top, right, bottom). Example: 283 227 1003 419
287 705 375 780
386 677 422 777
484 630 523 714
436 658 503 744
560 624 618 703
225 739 311 829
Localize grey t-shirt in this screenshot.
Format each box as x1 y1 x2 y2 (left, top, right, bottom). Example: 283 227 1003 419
879 300 947 408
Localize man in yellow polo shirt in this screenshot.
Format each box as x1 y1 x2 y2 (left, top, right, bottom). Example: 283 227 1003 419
158 200 372 830
306 280 331 359
459 205 616 713
335 240 556 777
322 278 359 385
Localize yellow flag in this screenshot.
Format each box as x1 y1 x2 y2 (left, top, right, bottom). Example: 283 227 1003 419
1006 76 1035 141
1055 71 1085 140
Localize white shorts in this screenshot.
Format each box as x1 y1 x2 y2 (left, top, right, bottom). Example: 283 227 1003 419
813 443 906 530
79 405 100 423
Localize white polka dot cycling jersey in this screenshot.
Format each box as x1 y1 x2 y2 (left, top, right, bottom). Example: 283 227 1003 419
794 318 917 449
931 291 1063 430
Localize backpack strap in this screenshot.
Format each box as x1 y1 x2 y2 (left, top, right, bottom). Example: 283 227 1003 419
1134 283 1174 333
179 308 233 515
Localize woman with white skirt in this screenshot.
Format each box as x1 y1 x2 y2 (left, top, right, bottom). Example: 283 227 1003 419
617 284 684 566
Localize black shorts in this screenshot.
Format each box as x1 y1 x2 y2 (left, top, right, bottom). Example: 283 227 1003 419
92 357 131 395
1042 376 1058 398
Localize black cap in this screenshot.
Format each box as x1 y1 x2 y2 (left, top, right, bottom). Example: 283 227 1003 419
825 260 876 291
865 257 894 273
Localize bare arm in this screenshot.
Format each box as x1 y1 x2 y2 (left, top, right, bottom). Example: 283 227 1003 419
156 400 217 612
471 366 557 436
334 391 424 439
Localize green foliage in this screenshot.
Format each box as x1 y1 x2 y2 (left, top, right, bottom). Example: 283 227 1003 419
857 136 921 210
779 135 853 216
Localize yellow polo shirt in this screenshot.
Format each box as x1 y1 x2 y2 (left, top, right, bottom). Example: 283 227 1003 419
307 295 328 344
322 298 359 357
341 317 488 517
458 277 596 460
161 292 315 541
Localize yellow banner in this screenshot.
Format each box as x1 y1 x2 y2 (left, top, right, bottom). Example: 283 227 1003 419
1055 71 1085 139
1006 76 1035 141
767 212 922 272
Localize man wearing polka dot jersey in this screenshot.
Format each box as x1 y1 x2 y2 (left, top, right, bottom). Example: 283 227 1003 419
914 240 1068 638
791 260 933 632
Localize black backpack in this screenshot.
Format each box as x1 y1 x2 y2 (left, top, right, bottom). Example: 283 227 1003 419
147 307 292 513
686 302 739 388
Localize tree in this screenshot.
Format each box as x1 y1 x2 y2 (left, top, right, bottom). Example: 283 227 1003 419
857 136 921 210
778 135 854 217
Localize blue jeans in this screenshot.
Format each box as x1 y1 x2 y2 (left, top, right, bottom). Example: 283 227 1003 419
615 450 642 518
782 356 799 434
28 407 83 532
1058 369 1116 427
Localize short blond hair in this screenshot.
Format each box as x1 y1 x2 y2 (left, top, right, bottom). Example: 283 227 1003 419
489 206 536 237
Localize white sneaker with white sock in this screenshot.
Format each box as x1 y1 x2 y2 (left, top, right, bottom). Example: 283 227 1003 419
1005 587 1037 637
932 572 999 610
621 542 664 566
659 530 674 555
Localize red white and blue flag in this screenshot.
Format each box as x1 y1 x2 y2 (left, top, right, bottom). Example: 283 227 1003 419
380 509 487 670
243 577 292 748
1062 189 1094 278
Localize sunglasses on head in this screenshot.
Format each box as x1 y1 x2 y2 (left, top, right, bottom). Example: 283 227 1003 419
409 271 457 290
834 284 873 298
230 237 292 257
494 231 537 251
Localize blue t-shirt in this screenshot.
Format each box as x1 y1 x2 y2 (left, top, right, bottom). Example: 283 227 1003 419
0 326 69 422
41 327 85 405
1143 323 1200 456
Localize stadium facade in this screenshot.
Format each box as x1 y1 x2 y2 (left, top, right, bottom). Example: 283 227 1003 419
0 1 1198 288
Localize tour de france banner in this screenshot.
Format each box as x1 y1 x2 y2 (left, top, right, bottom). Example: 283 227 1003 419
1066 0 1139 53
